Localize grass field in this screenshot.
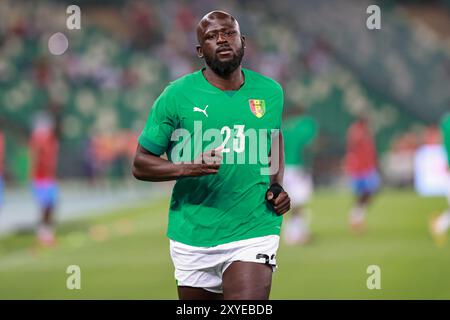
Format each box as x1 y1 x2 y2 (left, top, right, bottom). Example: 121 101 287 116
0 188 449 299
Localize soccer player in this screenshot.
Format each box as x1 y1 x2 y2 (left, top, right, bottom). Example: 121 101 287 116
29 110 60 246
132 11 290 300
430 112 450 243
345 115 380 233
0 129 4 210
282 107 318 245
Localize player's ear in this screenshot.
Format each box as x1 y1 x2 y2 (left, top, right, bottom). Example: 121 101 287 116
196 45 203 58
241 35 246 49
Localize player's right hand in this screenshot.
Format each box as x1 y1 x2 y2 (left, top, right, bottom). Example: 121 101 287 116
187 146 223 176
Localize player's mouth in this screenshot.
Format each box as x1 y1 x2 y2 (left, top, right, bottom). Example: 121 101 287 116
216 47 233 56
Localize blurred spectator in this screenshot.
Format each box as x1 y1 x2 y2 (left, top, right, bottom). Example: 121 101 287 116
33 57 52 88
345 115 380 233
29 109 60 246
381 132 418 187
125 1 162 49
86 130 138 184
282 106 318 245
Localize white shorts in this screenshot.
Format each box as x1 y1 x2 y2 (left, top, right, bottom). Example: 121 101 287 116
169 235 280 294
283 166 313 206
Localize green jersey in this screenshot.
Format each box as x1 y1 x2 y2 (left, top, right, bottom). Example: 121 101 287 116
441 113 450 166
283 115 318 167
139 68 284 247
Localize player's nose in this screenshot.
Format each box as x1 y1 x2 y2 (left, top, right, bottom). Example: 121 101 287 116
216 32 227 44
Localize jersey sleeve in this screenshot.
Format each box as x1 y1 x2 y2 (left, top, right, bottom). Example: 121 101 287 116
274 83 284 130
138 86 179 156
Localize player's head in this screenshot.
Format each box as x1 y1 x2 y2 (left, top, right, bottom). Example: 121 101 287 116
355 111 369 125
196 11 246 77
32 111 54 134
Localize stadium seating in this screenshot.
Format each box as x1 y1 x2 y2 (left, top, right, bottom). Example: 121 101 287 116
0 0 448 183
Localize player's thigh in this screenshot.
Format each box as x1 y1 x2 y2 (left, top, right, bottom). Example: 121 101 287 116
178 286 223 300
222 261 273 300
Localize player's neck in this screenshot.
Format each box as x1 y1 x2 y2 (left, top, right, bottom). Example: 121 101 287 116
203 66 244 91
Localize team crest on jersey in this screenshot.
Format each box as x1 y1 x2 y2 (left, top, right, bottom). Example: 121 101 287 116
249 99 266 118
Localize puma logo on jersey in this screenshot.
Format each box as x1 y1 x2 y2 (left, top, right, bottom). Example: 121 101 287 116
193 105 209 117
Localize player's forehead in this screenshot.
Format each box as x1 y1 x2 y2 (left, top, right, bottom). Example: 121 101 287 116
202 19 237 34
198 12 239 36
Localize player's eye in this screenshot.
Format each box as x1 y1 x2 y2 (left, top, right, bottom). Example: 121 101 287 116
206 33 216 40
225 30 236 37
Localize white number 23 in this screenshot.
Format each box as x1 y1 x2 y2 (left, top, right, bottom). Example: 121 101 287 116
219 125 245 153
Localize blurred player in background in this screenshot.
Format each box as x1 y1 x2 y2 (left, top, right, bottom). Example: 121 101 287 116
29 105 61 246
282 106 318 245
133 11 290 300
0 130 4 211
430 112 450 243
345 115 380 233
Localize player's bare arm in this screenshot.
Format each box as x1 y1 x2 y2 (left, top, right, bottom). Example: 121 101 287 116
267 132 291 215
132 144 222 182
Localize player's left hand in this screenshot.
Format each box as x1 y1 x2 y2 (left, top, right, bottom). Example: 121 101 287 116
266 188 291 216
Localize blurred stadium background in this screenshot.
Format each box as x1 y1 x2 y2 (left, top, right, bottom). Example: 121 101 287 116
0 0 450 299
